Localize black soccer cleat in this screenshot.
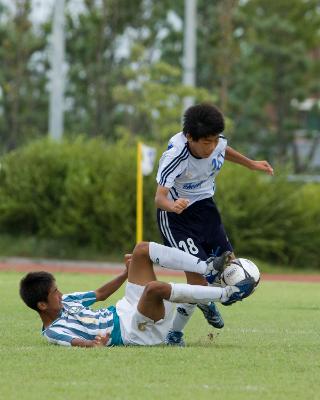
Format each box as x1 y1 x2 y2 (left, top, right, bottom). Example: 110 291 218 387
165 330 185 347
204 251 232 282
197 302 224 329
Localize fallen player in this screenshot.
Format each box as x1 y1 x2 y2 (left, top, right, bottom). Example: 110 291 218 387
19 242 255 347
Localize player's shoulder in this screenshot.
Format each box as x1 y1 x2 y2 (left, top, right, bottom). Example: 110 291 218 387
218 134 228 143
166 132 187 153
217 134 228 150
62 291 96 303
62 291 83 301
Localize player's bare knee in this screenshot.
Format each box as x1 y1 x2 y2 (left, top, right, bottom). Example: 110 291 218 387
133 241 149 258
144 281 165 299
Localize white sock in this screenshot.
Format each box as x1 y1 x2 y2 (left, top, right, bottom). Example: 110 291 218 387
171 303 197 332
169 283 230 304
149 242 207 274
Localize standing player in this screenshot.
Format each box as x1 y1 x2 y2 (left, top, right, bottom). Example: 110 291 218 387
155 103 273 346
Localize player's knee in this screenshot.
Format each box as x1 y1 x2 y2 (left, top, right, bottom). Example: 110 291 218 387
144 281 165 298
133 241 149 258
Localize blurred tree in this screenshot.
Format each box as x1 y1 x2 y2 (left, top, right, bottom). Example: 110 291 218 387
113 43 215 143
64 0 146 138
159 0 320 170
64 0 183 141
230 0 320 169
0 0 318 172
196 0 238 115
0 0 48 151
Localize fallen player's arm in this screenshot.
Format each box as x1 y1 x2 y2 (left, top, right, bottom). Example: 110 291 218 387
155 185 189 214
225 146 274 176
95 270 128 302
71 334 110 348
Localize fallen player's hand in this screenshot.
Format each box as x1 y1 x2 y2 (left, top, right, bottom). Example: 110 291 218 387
171 198 190 214
124 253 132 272
250 160 274 176
92 333 110 347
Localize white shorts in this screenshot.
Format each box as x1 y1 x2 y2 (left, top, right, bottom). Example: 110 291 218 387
116 282 175 346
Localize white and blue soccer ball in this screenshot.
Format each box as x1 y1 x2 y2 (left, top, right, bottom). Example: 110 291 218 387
221 258 260 288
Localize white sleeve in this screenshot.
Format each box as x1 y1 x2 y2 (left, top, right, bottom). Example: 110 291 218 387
156 145 188 188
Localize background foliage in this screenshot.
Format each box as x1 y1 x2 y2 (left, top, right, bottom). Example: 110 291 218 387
0 139 319 268
0 1 319 265
0 0 319 171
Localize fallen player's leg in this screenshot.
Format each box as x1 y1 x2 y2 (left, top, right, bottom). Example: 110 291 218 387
116 242 254 346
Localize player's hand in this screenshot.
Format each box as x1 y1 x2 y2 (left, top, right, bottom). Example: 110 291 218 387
250 160 274 176
92 332 110 347
124 254 132 272
171 198 190 214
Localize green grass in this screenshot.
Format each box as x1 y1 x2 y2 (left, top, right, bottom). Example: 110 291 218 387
1 271 320 400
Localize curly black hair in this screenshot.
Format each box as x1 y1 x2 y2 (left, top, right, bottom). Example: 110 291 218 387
183 103 225 140
20 271 55 311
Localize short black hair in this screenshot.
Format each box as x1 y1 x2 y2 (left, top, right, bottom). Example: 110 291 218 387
19 271 55 311
183 103 225 140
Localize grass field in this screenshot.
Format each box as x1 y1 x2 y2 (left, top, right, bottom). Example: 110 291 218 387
1 270 320 400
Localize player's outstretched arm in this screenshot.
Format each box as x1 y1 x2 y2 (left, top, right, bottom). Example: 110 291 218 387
95 269 128 302
155 184 189 214
71 333 110 348
225 146 274 176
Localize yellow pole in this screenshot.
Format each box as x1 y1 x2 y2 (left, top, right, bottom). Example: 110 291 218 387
136 142 143 243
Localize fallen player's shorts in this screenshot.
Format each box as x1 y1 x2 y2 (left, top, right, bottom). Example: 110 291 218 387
116 282 175 346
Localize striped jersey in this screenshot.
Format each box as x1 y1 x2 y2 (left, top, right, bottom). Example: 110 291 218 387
42 291 123 347
156 132 227 206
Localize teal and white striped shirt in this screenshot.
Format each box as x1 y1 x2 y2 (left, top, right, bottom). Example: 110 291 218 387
42 291 123 347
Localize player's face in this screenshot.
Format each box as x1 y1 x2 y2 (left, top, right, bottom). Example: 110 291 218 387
187 135 220 158
45 283 63 313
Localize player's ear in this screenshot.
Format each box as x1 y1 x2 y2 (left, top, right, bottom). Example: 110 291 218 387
37 301 48 311
186 133 193 142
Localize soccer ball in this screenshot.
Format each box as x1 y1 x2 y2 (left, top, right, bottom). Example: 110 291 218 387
221 258 260 288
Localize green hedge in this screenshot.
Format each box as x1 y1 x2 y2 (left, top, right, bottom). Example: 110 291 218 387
0 138 319 268
215 165 320 268
0 138 160 253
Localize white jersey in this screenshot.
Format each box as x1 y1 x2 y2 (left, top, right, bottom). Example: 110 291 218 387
156 132 227 206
